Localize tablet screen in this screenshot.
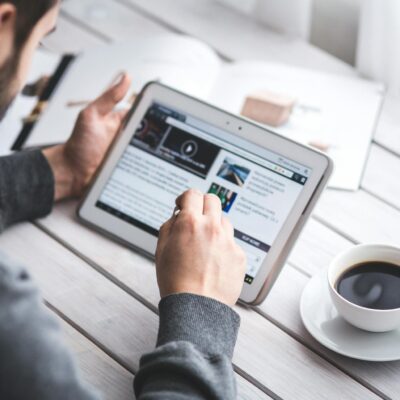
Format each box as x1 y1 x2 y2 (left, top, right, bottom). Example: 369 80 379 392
96 103 311 284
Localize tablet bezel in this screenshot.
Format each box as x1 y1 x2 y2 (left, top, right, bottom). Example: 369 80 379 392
78 82 333 305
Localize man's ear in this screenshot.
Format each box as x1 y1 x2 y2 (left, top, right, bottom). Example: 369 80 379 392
0 3 16 64
0 3 16 29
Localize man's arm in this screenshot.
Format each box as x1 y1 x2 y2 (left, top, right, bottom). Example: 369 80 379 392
135 294 240 400
0 75 133 399
135 190 247 399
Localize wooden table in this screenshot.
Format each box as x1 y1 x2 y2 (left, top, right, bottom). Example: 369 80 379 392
2 1 400 399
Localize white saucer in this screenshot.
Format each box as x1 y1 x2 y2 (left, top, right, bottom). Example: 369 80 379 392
300 269 400 362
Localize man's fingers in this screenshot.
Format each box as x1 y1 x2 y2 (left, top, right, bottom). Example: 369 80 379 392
176 189 204 216
91 73 131 116
203 193 222 219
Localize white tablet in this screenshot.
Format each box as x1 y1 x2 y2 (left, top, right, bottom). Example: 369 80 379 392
78 82 333 305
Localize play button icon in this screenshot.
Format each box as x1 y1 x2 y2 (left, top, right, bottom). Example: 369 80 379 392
181 140 198 158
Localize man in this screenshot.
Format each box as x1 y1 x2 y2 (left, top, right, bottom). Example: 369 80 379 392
0 1 247 399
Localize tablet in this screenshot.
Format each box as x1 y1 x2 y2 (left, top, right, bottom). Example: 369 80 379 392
78 82 333 305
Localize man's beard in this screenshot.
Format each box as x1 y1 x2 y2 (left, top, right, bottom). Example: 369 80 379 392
0 51 19 122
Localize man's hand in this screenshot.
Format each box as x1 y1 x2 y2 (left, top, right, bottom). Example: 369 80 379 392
156 189 247 306
43 73 131 200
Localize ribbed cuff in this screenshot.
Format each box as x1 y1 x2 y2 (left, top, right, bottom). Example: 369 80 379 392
157 293 240 359
0 150 54 231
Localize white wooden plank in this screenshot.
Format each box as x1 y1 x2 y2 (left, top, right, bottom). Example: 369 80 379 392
315 189 400 245
33 203 380 399
42 13 104 53
119 0 356 76
62 0 167 41
0 222 271 399
60 319 135 400
373 94 400 157
288 218 354 276
362 144 400 210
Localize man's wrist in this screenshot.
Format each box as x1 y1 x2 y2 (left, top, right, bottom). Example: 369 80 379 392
42 145 77 201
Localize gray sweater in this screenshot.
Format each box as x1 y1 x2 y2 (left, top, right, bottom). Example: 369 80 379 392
0 150 240 399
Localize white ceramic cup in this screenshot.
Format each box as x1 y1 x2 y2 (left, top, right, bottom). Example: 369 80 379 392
328 244 400 332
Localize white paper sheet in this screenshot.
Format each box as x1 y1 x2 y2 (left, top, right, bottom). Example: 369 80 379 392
209 62 385 190
25 35 221 148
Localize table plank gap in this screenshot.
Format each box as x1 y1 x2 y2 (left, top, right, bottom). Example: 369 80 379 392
35 220 158 314
287 260 312 279
43 14 105 53
373 140 400 159
55 313 136 400
361 188 400 213
373 95 400 156
45 300 136 375
361 144 400 211
311 214 359 245
313 190 400 246
234 366 283 400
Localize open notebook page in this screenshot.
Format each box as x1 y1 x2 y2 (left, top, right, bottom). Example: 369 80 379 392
208 62 385 190
25 34 221 148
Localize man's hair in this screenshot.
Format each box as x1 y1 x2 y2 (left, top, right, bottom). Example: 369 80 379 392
1 0 57 49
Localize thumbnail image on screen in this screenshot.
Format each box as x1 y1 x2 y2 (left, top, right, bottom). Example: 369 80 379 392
208 183 237 213
217 157 251 187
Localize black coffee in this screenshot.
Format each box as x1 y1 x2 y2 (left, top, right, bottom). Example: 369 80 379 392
336 261 400 310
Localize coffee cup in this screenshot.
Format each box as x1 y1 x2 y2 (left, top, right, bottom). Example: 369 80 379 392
328 244 400 332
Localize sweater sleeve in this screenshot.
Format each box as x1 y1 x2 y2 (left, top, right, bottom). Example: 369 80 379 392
0 252 100 400
0 150 54 232
134 293 240 400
